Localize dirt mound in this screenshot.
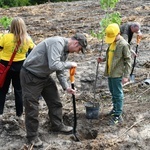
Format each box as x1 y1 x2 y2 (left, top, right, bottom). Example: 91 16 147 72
0 0 150 149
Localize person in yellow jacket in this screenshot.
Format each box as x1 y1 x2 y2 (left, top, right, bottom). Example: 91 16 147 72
0 17 35 121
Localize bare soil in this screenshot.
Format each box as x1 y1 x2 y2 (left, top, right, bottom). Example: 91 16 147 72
0 0 150 149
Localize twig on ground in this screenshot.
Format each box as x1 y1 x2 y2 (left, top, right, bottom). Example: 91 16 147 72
20 144 32 150
135 86 150 100
13 119 26 132
45 143 51 150
124 101 150 105
29 144 34 150
124 84 150 101
123 81 134 87
115 118 144 141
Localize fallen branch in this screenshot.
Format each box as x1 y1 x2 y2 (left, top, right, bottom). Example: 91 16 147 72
13 119 26 132
124 85 150 101
115 118 144 141
45 143 51 150
124 101 150 105
123 81 134 87
136 86 150 100
29 144 34 150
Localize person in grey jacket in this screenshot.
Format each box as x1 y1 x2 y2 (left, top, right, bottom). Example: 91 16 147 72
120 22 142 44
20 33 87 148
98 23 132 125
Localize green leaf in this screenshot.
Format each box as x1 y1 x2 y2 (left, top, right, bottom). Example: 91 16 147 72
91 0 121 40
0 16 12 29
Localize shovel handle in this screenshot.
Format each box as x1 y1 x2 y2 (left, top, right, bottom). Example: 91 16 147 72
70 67 76 83
137 35 142 45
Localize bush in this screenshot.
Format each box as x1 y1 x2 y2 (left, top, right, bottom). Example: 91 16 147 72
0 0 81 8
0 0 30 8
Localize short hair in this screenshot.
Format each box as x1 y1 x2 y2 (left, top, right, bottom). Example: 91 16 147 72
131 22 141 29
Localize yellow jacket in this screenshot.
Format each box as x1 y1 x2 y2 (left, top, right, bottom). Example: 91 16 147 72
0 33 35 61
0 33 3 60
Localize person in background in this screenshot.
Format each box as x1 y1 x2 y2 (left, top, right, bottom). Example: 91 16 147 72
0 34 3 59
120 22 142 56
0 29 13 95
98 23 132 125
120 22 142 44
0 17 35 122
20 33 87 148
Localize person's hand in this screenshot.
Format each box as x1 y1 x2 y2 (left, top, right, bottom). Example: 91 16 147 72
66 87 76 95
122 77 129 84
131 50 138 57
137 32 142 37
71 62 77 67
97 57 103 63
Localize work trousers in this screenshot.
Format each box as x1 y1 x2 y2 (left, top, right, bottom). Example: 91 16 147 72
20 68 63 139
108 77 124 116
0 69 23 116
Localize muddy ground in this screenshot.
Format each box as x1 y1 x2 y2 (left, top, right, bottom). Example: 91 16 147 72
0 0 150 149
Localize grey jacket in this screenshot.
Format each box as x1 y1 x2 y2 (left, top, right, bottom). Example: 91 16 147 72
23 36 73 90
120 22 133 44
104 36 132 78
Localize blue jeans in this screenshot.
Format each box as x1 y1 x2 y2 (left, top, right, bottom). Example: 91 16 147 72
108 77 124 116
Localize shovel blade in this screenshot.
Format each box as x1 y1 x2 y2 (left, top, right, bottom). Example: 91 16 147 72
130 74 135 82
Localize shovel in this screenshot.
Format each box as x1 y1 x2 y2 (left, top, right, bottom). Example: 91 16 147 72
69 67 79 141
93 43 103 101
130 35 142 82
84 57 101 119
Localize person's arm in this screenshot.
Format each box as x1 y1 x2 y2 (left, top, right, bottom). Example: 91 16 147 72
47 42 76 71
97 49 107 63
130 47 138 57
26 48 32 57
122 44 132 84
26 36 36 57
48 42 77 93
56 70 76 94
56 70 69 90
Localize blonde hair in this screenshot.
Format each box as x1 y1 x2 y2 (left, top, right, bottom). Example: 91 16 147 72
10 17 29 45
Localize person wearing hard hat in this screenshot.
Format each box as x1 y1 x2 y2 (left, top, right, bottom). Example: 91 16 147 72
98 23 132 125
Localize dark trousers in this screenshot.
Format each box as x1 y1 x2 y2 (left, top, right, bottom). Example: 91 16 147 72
0 69 23 116
20 68 63 139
